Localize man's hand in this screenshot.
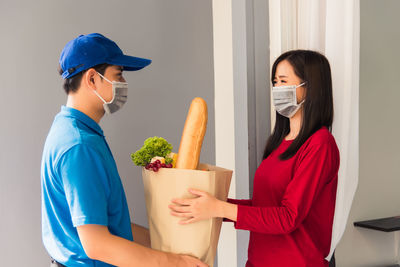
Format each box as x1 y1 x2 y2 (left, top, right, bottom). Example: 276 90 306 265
177 255 208 267
131 223 207 266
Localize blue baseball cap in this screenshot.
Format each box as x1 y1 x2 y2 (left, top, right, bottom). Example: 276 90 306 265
59 33 152 79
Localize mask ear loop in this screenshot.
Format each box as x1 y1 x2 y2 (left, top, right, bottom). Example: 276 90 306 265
93 89 107 104
93 72 116 104
87 71 108 105
296 81 307 104
296 82 306 88
97 72 113 84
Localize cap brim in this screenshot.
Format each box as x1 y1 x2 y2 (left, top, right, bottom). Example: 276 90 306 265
108 54 152 71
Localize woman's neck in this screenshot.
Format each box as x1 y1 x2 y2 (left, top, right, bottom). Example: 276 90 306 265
286 108 303 140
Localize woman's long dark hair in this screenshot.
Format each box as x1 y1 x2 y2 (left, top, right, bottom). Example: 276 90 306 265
263 50 334 160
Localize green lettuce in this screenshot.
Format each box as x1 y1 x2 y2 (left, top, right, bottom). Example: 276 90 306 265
131 137 173 166
165 157 173 164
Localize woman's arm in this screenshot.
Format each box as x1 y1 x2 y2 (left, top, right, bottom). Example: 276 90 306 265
169 191 252 224
170 140 339 234
233 141 339 234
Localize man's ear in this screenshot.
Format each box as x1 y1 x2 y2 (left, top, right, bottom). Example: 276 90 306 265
84 68 98 91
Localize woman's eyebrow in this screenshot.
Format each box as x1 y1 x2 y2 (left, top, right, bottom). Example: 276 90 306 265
273 75 288 79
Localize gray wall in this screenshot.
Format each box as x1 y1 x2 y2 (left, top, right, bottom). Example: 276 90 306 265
335 0 400 266
0 1 215 266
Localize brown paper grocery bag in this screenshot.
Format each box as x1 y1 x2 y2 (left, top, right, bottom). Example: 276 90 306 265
142 163 232 267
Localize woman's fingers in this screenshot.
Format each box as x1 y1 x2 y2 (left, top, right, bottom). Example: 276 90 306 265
169 204 191 213
171 198 192 206
188 188 207 197
179 217 197 225
170 210 192 218
169 189 215 224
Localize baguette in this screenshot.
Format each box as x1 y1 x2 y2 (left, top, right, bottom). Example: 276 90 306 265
175 97 208 169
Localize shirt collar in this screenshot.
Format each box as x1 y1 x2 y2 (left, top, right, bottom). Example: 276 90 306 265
60 106 104 136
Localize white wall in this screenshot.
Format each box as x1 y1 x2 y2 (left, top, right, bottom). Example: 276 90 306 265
336 0 400 266
0 1 215 266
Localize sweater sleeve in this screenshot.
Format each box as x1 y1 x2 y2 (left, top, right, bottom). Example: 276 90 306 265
227 198 252 206
235 140 339 234
223 198 252 223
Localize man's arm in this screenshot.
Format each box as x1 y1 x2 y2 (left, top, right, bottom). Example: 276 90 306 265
131 223 151 248
77 224 207 267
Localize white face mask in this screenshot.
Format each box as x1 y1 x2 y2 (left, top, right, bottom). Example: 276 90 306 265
272 82 306 118
93 72 128 114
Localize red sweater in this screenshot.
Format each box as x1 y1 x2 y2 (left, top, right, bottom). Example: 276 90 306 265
229 127 339 267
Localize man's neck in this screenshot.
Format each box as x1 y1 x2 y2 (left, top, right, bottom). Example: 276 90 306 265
66 95 104 123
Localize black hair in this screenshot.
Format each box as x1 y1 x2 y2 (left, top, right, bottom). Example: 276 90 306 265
263 49 334 160
58 63 111 94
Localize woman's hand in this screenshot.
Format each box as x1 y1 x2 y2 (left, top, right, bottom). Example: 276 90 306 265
169 189 220 224
169 189 237 224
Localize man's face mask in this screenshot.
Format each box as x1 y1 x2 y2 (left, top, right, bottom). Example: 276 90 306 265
93 72 128 114
272 82 306 118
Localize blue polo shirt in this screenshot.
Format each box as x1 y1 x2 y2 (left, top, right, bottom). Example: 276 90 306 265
41 106 133 266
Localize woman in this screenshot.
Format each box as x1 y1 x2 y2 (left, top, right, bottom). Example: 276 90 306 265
169 50 339 267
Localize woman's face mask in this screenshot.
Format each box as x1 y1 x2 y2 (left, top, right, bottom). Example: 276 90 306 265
93 72 128 114
272 82 305 118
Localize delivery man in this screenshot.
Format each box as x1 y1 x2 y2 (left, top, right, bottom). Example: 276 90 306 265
41 33 206 267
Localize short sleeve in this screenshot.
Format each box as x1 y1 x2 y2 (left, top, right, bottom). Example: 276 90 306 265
58 144 110 227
